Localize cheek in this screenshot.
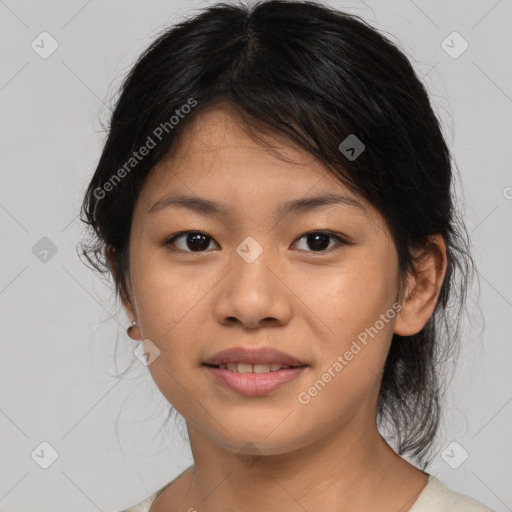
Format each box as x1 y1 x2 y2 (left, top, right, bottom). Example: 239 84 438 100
131 261 209 412
130 250 212 338
305 252 399 396
302 251 397 334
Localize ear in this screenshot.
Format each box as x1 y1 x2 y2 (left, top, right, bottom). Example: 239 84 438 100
106 244 139 338
394 234 448 336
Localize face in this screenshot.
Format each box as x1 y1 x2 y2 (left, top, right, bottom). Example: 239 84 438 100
120 104 403 456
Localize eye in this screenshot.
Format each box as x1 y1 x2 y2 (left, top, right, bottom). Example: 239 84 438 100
164 231 219 252
164 230 348 254
291 230 347 253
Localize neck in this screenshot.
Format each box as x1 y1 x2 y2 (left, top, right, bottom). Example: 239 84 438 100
173 419 427 512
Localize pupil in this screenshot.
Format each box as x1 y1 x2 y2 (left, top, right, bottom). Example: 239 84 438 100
308 233 330 251
187 232 210 251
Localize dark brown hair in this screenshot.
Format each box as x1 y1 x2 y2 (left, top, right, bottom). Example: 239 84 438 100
79 0 476 469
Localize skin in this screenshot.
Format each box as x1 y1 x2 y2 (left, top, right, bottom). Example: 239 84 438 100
107 103 448 512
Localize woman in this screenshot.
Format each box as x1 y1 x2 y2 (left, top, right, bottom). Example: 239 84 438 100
79 1 495 511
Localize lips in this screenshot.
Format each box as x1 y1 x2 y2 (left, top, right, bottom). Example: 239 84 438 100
203 346 307 367
203 346 309 395
205 365 307 395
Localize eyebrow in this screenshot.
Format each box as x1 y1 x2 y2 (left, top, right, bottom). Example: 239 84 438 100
148 192 366 218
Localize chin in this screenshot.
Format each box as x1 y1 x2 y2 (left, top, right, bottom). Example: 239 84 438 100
208 423 311 458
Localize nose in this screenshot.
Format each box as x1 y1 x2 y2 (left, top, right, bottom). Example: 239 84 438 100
213 244 294 330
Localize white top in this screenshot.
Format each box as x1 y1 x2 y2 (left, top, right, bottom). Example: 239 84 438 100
120 473 495 512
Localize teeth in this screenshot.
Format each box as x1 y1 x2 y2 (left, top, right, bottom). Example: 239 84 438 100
237 363 253 374
215 363 299 373
253 364 270 374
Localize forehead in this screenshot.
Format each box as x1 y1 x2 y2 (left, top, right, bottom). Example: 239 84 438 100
152 106 328 182
135 105 382 229
145 106 346 191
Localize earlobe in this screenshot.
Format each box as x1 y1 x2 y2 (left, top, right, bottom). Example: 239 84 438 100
126 320 142 341
393 234 448 336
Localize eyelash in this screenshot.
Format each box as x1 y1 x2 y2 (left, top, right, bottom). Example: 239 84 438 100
163 230 349 254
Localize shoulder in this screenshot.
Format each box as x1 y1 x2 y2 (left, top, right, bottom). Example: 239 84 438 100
409 475 496 512
119 472 496 512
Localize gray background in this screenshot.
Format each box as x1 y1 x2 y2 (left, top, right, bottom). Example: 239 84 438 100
0 0 511 511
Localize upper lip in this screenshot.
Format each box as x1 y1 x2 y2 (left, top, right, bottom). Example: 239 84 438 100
203 346 307 366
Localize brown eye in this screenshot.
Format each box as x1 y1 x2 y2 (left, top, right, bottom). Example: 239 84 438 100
165 231 219 252
292 231 346 253
164 230 347 254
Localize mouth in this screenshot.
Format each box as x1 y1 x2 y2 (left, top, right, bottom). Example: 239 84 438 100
203 362 307 373
202 346 309 395
202 362 308 396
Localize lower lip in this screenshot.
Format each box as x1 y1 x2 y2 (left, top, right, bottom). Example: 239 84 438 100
204 365 307 396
